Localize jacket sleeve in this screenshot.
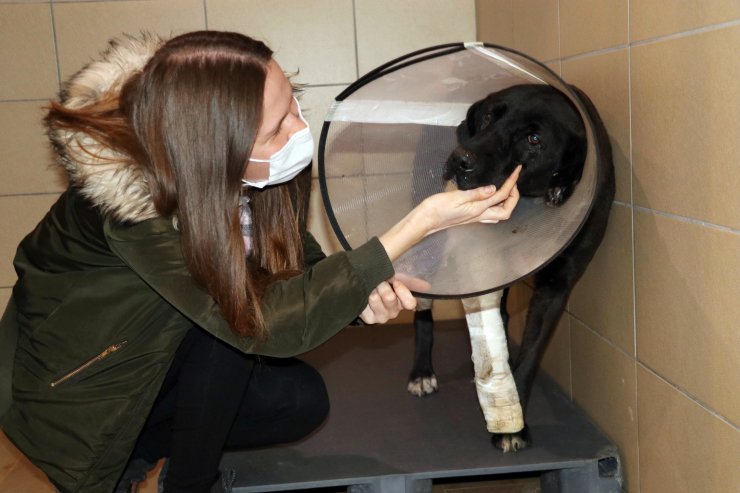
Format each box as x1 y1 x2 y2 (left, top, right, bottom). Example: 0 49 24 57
303 231 327 268
256 236 393 355
104 218 394 358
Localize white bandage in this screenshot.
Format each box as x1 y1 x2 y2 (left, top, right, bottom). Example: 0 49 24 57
462 291 524 434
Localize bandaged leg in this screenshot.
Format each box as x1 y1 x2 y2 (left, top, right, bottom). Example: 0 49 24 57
462 291 523 434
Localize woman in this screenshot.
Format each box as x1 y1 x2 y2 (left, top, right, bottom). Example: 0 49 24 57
0 31 520 493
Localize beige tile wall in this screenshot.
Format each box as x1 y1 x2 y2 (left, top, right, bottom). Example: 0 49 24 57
476 0 740 491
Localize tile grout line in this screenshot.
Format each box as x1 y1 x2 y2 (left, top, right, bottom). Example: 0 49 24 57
636 360 739 432
48 1 62 95
0 192 62 199
557 2 573 404
352 0 359 80
609 201 739 236
0 99 49 104
556 0 561 64
570 311 739 432
556 17 740 65
631 17 740 48
632 205 739 235
626 2 641 489
566 311 573 400
202 0 208 30
304 83 354 89
558 43 629 64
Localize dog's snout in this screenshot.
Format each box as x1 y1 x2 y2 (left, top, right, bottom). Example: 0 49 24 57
452 148 476 173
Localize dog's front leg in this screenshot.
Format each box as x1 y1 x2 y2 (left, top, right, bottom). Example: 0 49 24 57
462 291 524 437
407 298 438 396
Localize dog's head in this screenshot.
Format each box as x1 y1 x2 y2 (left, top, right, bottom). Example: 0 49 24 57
444 84 587 207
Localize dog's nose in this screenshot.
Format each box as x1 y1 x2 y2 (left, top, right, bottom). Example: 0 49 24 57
452 147 476 173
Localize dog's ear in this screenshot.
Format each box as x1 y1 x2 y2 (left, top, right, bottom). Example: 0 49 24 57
456 100 483 143
546 132 587 207
456 120 470 144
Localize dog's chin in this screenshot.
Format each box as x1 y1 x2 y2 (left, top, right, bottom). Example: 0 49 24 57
447 174 482 191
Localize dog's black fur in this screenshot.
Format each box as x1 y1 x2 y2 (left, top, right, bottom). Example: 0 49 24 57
409 84 616 452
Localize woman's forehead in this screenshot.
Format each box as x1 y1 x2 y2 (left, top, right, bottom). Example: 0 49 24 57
261 60 292 124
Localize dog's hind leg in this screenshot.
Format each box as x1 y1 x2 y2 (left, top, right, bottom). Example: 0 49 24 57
500 286 515 366
408 298 438 396
491 265 572 452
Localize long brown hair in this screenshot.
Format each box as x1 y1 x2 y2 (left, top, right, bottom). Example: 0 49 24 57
46 31 309 339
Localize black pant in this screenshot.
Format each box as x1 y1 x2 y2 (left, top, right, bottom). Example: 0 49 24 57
131 326 330 492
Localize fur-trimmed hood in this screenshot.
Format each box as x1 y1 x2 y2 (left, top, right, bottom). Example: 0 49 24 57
48 33 164 223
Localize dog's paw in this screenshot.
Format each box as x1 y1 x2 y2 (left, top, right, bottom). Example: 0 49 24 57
491 428 529 453
407 375 438 396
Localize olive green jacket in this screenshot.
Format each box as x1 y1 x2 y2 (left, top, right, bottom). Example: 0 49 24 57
0 34 394 492
0 189 391 493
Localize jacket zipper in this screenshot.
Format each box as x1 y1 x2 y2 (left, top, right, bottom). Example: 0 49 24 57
50 341 128 388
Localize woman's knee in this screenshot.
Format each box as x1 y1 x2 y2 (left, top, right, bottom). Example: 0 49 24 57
294 361 329 430
260 358 329 437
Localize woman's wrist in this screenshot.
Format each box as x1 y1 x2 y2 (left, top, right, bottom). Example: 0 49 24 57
378 203 432 262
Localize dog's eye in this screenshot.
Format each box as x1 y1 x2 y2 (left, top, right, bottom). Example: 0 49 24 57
527 134 541 146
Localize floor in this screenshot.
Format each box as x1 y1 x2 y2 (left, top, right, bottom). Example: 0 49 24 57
1 431 540 493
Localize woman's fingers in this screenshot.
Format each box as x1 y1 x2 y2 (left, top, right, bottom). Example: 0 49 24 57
361 282 399 324
359 279 420 324
490 164 521 203
389 278 417 310
479 184 520 223
392 273 432 294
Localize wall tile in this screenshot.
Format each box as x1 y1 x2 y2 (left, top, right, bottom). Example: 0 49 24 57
562 49 631 203
355 0 476 76
0 3 57 100
207 0 355 85
502 281 533 345
559 0 628 57
511 0 559 61
0 288 9 314
475 0 514 47
635 209 740 424
308 177 344 257
0 194 59 287
631 0 740 42
631 25 740 229
571 319 639 492
504 282 571 395
545 60 560 77
540 314 571 398
53 0 205 82
432 300 466 322
0 101 67 195
637 365 740 493
299 84 347 178
569 204 634 354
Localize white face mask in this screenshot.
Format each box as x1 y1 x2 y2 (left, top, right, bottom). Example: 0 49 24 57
242 97 314 188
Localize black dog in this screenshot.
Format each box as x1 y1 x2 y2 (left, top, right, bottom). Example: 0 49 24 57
409 84 616 452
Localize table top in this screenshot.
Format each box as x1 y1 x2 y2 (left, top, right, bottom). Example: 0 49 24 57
223 320 616 491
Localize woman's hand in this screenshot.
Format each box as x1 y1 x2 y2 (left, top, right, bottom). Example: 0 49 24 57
379 165 521 261
422 165 521 235
359 278 417 324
